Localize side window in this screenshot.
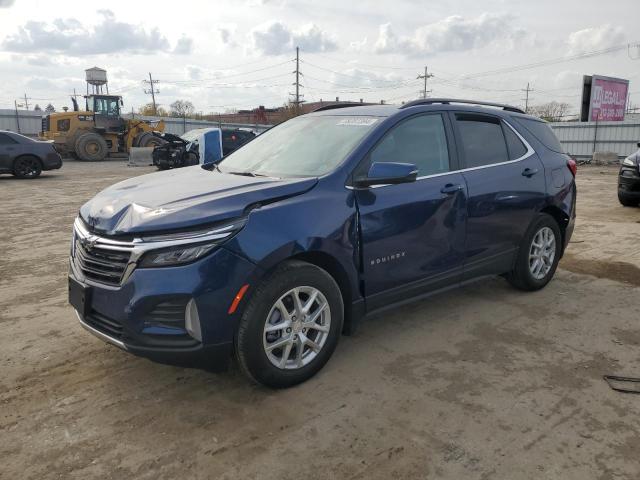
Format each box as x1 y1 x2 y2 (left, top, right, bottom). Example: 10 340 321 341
0 133 17 145
368 114 450 176
455 113 508 168
503 122 527 159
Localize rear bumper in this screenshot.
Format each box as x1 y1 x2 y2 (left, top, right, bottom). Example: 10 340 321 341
43 152 63 170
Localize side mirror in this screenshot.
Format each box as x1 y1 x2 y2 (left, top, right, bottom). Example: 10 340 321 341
354 162 418 188
120 99 124 107
637 142 640 148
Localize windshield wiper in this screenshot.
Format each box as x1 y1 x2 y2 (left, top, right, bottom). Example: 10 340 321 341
227 170 258 177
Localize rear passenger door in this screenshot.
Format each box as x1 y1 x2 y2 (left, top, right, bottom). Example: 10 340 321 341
354 113 468 310
451 112 546 279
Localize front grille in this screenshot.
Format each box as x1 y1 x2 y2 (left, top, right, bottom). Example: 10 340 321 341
85 310 123 339
74 238 131 286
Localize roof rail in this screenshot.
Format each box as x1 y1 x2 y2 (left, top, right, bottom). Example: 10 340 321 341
400 98 525 114
313 102 365 112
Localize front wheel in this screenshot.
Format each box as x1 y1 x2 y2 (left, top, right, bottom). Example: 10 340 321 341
507 214 562 291
235 261 343 388
618 191 639 207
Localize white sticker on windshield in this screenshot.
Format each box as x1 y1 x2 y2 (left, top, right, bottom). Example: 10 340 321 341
337 117 379 126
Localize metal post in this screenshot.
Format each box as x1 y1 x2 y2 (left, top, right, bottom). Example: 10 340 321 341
14 100 21 133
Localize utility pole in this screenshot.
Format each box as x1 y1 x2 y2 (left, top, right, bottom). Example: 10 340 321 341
71 88 79 102
23 93 30 110
144 72 160 115
14 100 21 133
290 46 303 113
417 67 433 99
522 82 534 113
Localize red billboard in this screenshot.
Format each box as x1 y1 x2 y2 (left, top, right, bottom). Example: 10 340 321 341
586 75 629 122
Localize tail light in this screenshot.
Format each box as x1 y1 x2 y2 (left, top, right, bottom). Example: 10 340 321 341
567 157 577 177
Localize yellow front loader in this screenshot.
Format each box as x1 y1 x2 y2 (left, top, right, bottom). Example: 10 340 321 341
40 94 165 161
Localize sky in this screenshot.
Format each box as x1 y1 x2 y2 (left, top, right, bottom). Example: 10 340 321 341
0 0 639 115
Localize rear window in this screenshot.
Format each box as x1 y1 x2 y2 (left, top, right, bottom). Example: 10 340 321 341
455 114 509 168
516 117 564 153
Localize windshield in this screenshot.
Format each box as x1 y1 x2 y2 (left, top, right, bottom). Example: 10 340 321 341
218 115 380 178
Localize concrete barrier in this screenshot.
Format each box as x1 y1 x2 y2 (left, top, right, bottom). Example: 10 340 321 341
127 147 154 167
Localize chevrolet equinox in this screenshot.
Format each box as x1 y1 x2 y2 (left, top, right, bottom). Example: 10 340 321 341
69 99 577 388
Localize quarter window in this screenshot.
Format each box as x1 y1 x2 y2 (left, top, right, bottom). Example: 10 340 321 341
455 114 509 168
368 114 450 176
503 122 528 159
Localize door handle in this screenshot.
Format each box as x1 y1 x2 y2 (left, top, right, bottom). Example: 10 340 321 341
440 183 464 195
522 168 539 177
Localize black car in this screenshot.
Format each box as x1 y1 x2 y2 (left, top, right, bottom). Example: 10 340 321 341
0 130 63 178
618 143 640 206
152 128 256 170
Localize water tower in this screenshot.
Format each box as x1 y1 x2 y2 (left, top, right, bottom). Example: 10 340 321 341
85 67 109 95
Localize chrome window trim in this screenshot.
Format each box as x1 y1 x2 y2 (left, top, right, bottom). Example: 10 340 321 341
346 118 535 190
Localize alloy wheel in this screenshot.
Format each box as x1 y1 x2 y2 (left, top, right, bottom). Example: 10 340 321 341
263 286 331 370
15 158 40 177
529 226 556 280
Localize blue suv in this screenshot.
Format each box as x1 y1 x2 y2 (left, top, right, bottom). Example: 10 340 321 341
69 99 576 388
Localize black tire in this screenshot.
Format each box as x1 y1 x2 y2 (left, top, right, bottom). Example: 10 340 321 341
506 213 562 291
75 133 108 161
235 260 344 388
618 192 639 207
12 155 42 178
136 132 164 148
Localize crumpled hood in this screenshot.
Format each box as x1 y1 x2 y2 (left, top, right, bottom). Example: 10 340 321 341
80 166 317 235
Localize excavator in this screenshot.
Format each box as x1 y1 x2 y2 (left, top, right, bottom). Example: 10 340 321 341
39 94 165 161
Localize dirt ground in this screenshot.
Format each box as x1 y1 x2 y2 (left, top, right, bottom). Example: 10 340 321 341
1 161 639 480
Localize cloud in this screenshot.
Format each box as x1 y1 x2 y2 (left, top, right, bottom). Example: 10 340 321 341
0 0 15 7
173 35 193 55
349 37 368 53
1 9 176 55
567 24 626 54
328 68 404 88
249 21 337 56
374 14 527 56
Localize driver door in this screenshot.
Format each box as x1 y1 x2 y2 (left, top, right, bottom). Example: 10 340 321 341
354 113 468 311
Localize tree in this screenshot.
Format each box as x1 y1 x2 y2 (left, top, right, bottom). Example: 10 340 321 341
138 103 167 116
33 104 42 112
44 103 55 113
529 101 572 122
169 100 195 118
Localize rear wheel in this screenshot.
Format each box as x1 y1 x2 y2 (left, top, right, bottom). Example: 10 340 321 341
12 155 42 178
618 191 639 207
507 214 562 291
75 133 108 161
235 260 343 388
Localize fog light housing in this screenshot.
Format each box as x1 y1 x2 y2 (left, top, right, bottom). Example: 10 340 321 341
185 299 202 342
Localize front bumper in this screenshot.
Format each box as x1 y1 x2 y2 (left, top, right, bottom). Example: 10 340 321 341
618 166 640 197
70 245 262 369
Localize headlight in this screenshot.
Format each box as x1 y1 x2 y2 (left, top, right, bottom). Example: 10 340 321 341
622 157 636 166
139 243 217 267
138 218 246 268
